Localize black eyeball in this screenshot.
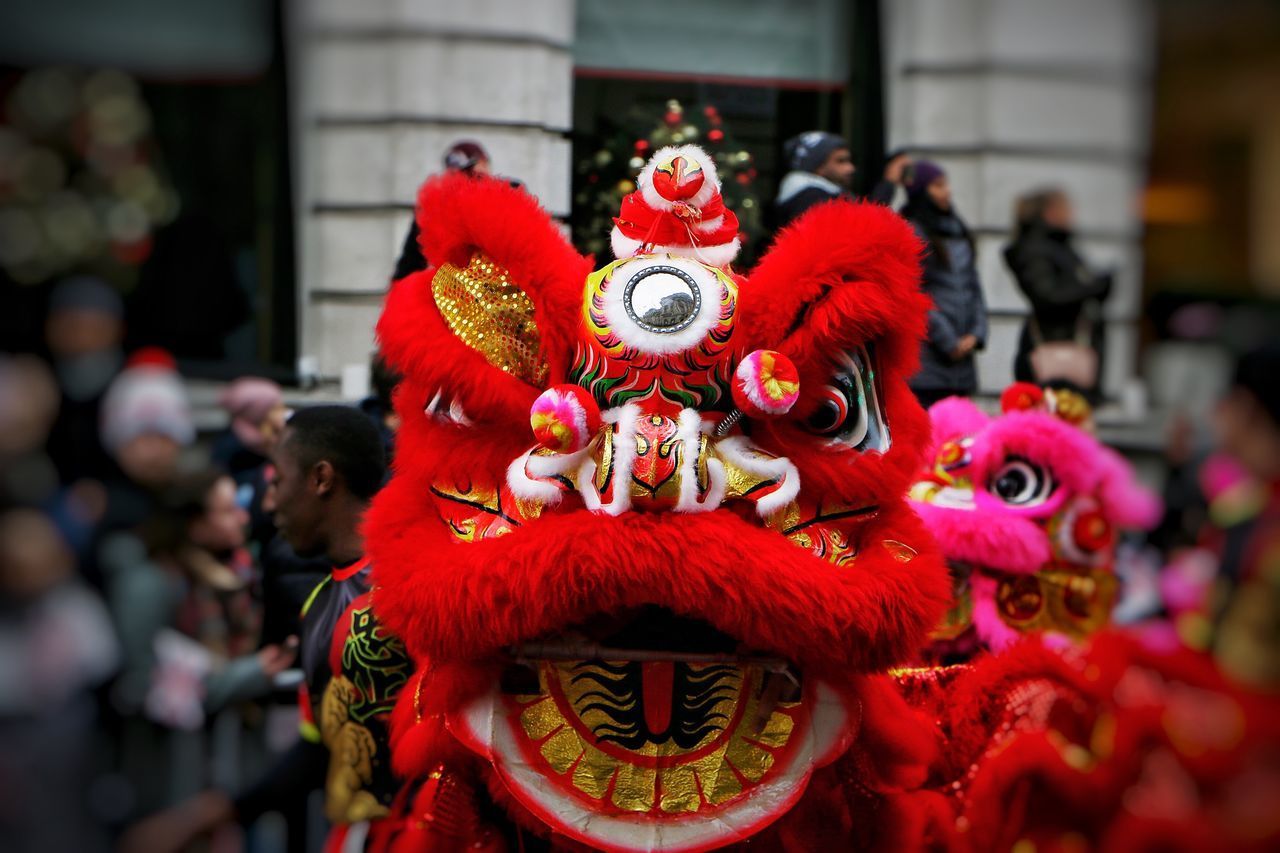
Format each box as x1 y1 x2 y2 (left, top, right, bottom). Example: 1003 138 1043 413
805 393 846 434
990 458 1053 506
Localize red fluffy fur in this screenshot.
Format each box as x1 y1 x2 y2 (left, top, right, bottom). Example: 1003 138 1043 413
743 200 933 506
370 473 948 678
367 177 954 849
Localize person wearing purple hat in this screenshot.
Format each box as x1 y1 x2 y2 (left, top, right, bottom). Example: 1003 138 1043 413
900 159 988 407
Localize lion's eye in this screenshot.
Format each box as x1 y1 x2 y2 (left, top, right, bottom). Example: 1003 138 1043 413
805 391 847 435
801 345 889 453
990 457 1054 506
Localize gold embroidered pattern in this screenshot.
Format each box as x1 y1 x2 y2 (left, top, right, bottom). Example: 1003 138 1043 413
431 253 548 386
512 660 800 815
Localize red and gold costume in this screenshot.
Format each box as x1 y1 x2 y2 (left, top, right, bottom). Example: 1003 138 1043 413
363 146 1280 850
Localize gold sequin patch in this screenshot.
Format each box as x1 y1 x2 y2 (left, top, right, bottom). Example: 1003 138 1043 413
431 253 548 386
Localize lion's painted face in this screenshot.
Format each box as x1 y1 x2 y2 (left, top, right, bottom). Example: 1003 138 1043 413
369 164 947 850
909 394 1159 655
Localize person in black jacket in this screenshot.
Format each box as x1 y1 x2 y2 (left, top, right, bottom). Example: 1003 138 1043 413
772 133 909 230
1004 188 1112 400
901 160 987 407
391 140 492 283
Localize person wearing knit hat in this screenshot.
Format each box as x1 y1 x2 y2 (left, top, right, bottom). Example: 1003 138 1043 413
218 377 287 460
100 348 194 489
442 140 491 176
393 140 507 282
899 159 988 408
773 132 911 231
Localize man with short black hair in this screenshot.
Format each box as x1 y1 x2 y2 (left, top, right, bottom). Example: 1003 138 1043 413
122 405 408 852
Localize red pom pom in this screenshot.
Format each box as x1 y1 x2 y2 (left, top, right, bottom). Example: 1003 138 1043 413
732 350 800 417
1000 382 1045 414
126 346 178 370
1072 510 1113 552
530 385 602 454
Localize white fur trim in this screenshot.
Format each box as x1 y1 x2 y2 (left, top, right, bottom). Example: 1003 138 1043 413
638 145 721 212
673 409 726 513
693 215 724 234
579 404 638 516
610 228 741 269
715 436 802 516
506 448 568 505
599 255 725 355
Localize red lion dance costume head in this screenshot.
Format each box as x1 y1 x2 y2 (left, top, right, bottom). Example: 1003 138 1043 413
367 145 952 850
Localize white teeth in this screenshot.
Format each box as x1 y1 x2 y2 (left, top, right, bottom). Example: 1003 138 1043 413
448 398 473 426
424 391 472 425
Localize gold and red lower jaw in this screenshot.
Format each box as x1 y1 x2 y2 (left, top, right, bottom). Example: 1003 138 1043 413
447 655 855 853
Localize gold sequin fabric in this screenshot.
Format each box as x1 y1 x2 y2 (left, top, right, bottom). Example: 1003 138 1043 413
431 253 548 386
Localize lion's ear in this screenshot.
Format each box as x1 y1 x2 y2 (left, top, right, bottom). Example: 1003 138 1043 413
377 174 591 426
426 252 550 388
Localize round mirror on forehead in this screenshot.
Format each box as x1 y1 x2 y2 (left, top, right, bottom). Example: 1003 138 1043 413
623 265 701 334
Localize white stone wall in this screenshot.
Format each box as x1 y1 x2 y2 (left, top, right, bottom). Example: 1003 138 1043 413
286 0 575 379
882 0 1154 400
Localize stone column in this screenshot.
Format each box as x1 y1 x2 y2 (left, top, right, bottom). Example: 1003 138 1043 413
882 0 1154 401
286 0 575 379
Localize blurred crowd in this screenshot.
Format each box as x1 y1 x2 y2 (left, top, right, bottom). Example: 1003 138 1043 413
0 128 1277 853
0 271 404 850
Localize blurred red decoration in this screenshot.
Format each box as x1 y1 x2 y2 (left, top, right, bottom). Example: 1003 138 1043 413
708 129 725 143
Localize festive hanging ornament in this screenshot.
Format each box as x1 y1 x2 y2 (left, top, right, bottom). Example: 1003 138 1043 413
530 384 602 454
708 128 725 143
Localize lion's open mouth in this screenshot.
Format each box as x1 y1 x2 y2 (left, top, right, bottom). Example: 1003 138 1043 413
448 608 856 852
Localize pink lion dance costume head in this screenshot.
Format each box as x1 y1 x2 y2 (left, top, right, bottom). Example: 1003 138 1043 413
908 383 1161 655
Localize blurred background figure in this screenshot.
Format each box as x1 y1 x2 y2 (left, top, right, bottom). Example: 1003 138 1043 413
91 349 195 585
358 353 402 467
0 508 118 853
902 160 987 408
1206 344 1280 687
0 354 62 509
1005 188 1113 402
42 276 126 488
104 469 294 819
391 139 493 283
214 377 288 547
772 131 909 230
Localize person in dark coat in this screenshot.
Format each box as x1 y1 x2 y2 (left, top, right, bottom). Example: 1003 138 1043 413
772 133 909 230
901 160 987 407
392 140 492 283
1004 188 1112 400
